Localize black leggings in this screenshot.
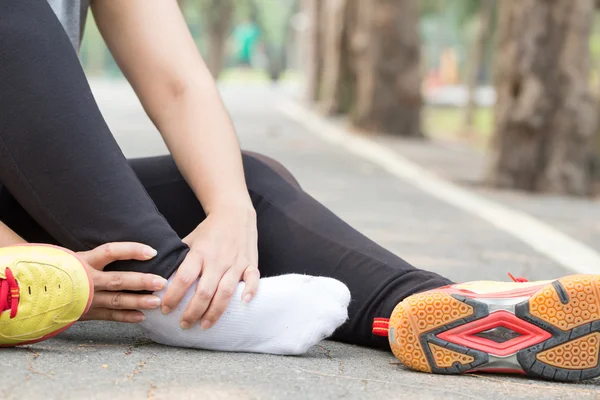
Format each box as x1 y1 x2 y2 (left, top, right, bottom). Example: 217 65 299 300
0 0 451 348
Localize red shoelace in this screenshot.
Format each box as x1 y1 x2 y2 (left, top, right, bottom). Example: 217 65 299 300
508 272 528 283
0 268 19 318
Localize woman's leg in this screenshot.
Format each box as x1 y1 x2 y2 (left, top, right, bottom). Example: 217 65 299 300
0 0 447 350
1 154 352 355
0 2 348 354
243 153 453 348
0 0 188 276
124 154 453 349
3 151 450 349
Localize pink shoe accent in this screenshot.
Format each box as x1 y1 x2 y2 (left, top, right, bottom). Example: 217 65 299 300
437 310 551 357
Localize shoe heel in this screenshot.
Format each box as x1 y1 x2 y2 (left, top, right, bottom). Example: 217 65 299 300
389 291 487 374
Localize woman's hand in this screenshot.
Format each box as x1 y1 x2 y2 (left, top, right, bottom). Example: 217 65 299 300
77 242 168 323
161 204 260 329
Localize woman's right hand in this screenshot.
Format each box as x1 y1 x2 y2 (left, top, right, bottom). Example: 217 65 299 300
76 242 168 323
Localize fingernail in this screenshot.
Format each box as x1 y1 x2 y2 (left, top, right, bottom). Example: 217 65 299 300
243 293 252 303
137 314 147 322
200 320 211 330
180 321 190 330
147 297 161 308
153 278 168 289
144 247 158 259
161 306 171 315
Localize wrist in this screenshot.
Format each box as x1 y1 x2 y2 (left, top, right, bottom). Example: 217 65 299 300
205 198 256 219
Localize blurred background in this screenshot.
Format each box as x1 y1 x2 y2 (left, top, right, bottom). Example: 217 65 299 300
81 0 600 198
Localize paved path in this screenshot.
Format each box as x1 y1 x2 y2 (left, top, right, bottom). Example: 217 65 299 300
3 81 600 399
372 133 600 253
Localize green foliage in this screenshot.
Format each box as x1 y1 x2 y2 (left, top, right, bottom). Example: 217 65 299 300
420 0 483 24
197 0 233 25
420 0 445 17
424 106 493 147
419 0 497 83
248 0 297 45
181 0 297 73
246 0 299 79
233 0 253 22
455 0 485 26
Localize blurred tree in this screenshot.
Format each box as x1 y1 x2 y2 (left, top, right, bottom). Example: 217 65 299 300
350 0 422 137
304 0 324 101
199 0 234 78
319 0 354 115
248 0 298 82
463 0 495 132
303 0 422 136
420 0 445 16
488 0 597 195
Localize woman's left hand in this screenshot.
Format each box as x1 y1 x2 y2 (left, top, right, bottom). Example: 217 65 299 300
160 203 259 329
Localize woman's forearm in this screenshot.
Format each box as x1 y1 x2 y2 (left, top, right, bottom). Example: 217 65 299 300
92 0 252 215
0 222 26 246
151 78 252 215
93 1 260 322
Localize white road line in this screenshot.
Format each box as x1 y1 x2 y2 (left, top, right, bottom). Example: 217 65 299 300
278 100 600 275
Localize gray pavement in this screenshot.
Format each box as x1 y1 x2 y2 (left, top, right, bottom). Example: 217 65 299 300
3 80 600 399
376 135 600 252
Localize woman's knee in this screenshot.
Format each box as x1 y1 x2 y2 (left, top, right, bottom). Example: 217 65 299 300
242 151 301 190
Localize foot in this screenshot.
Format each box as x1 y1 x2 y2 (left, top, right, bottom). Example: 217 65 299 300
374 274 600 381
139 274 351 355
0 244 93 346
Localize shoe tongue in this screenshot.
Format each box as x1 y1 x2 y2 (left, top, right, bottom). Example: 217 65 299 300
453 280 552 295
0 277 10 313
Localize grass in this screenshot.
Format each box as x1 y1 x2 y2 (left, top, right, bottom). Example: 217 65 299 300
218 68 495 149
423 106 494 148
220 69 496 149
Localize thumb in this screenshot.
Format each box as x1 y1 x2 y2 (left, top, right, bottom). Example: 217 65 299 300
79 242 157 271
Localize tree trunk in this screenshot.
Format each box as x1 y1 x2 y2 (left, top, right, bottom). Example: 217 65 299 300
463 0 495 132
202 0 234 79
304 0 324 101
593 100 600 188
319 0 355 115
350 0 423 137
487 0 597 195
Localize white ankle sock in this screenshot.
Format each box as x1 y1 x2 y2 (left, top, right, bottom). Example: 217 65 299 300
138 274 351 355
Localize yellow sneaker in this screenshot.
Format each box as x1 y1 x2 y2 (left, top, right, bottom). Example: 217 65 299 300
374 274 600 382
0 244 93 346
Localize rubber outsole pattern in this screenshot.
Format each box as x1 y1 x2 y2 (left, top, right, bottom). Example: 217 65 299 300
389 275 600 382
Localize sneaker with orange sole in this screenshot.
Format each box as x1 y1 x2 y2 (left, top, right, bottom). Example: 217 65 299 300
373 274 600 381
0 244 93 346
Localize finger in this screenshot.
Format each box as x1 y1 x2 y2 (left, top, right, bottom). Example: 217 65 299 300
92 292 161 310
80 308 146 323
180 265 224 329
241 265 260 303
81 242 157 270
200 270 241 329
244 226 259 303
93 270 167 292
161 251 203 314
248 227 259 267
